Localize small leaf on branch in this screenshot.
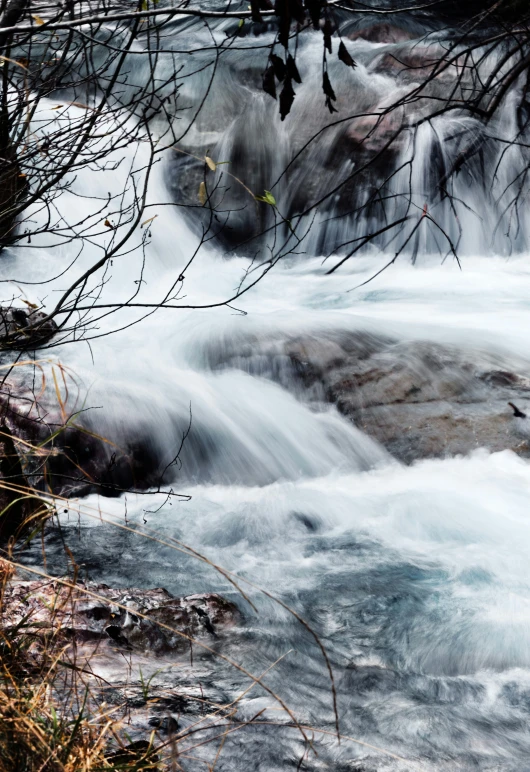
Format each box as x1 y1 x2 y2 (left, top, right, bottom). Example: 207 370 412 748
32 14 45 24
255 190 277 206
286 54 301 84
198 181 207 205
104 219 113 228
205 156 217 171
323 70 337 113
141 215 158 227
322 18 333 53
271 53 286 81
238 18 244 28
338 40 356 68
322 71 336 101
21 299 38 309
325 96 338 114
0 55 28 70
279 77 295 120
263 65 277 99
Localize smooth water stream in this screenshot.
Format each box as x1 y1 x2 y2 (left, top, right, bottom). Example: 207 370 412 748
11 13 530 769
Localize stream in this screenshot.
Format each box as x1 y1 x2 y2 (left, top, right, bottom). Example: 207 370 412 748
11 9 530 770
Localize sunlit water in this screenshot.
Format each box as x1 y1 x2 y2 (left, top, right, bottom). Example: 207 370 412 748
10 16 530 770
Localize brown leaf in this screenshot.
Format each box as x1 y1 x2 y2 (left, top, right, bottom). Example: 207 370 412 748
278 14 290 48
338 40 356 68
325 96 338 114
322 71 336 101
263 65 277 99
104 219 113 228
286 54 301 84
271 53 286 81
198 181 207 205
279 78 295 120
322 18 333 53
205 156 216 171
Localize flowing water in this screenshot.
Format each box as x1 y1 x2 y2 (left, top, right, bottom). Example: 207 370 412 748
11 11 530 770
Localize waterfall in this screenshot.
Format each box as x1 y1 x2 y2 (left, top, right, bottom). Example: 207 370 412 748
12 10 530 770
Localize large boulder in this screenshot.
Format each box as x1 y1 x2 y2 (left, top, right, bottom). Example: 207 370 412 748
210 330 530 463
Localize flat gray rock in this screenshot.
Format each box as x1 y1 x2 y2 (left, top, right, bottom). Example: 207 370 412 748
211 330 530 463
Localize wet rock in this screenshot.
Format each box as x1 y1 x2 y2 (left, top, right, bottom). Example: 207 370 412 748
0 306 57 348
0 357 169 537
2 578 240 655
212 331 530 463
105 740 158 769
0 421 40 540
0 324 184 541
0 570 241 749
165 22 405 254
345 108 406 153
347 24 417 44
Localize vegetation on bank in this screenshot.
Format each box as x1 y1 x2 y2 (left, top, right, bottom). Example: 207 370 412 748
0 557 161 771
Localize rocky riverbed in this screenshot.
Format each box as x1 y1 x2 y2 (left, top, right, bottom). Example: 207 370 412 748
2 566 242 748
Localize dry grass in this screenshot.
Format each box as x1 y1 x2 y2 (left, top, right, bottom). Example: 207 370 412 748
0 556 161 772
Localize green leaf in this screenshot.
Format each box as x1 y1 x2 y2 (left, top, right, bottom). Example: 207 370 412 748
255 190 276 206
238 18 244 27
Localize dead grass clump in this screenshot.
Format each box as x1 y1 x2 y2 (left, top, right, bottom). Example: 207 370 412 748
0 561 160 772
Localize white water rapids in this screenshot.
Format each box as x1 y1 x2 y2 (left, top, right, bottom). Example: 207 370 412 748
11 18 530 770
